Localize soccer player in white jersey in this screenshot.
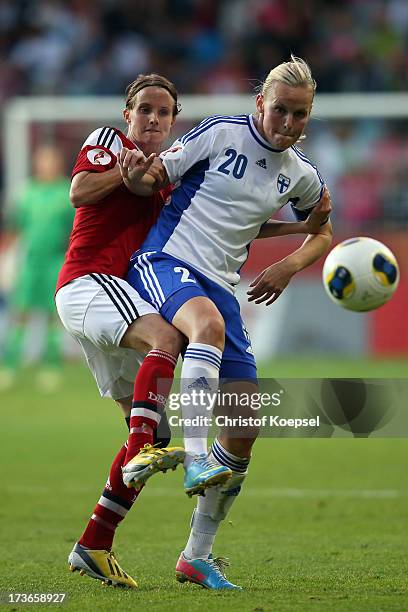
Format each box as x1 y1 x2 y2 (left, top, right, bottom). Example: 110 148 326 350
118 56 332 590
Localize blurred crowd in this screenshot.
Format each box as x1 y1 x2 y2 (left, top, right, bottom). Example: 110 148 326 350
1 0 408 100
293 117 408 230
1 0 408 230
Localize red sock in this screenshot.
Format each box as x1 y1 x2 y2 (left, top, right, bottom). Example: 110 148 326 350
124 350 177 465
79 443 140 551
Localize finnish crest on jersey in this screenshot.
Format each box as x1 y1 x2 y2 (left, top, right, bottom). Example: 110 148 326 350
87 148 111 166
277 173 291 194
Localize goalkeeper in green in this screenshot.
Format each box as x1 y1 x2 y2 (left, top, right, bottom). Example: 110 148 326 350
1 144 73 390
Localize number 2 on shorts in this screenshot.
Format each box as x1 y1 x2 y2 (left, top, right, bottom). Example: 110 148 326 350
174 266 197 284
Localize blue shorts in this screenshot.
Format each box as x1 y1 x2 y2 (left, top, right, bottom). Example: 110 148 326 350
127 250 257 381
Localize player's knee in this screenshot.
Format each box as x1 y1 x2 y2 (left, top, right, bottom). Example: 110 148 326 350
151 320 184 357
121 315 183 356
193 315 225 348
120 321 150 352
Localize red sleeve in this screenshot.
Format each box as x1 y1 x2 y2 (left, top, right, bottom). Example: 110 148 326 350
71 145 117 178
159 184 173 203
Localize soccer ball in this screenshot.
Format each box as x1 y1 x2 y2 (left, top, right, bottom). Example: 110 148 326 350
322 237 399 312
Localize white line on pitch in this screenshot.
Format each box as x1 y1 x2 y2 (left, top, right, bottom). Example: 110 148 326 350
5 485 406 499
143 487 404 499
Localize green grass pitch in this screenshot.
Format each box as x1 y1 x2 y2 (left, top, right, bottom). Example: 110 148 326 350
2 358 408 611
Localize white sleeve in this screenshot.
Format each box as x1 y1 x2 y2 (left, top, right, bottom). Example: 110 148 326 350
159 120 214 183
295 171 325 210
290 169 325 220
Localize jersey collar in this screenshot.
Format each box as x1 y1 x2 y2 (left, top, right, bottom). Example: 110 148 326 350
248 114 285 153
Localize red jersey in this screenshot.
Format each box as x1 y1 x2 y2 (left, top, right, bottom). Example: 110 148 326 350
56 127 170 292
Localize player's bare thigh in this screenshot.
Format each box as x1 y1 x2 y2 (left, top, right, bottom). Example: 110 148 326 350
120 313 184 358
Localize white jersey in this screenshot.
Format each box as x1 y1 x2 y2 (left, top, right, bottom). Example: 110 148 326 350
142 114 324 292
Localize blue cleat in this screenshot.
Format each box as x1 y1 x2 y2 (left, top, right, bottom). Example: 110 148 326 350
184 454 232 497
175 552 242 590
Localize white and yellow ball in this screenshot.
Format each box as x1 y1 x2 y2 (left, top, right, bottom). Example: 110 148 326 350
322 237 399 312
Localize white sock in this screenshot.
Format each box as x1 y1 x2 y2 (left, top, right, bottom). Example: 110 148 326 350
183 438 249 560
183 509 218 560
180 343 222 462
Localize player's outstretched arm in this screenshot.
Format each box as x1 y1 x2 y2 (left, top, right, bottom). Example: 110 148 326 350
117 148 169 196
257 218 315 239
256 187 332 239
248 220 333 306
283 219 333 273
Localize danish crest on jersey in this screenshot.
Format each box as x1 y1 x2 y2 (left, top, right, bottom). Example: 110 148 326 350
277 173 291 193
162 145 182 156
87 148 111 165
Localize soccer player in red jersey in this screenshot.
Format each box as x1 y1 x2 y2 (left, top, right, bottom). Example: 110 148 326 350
55 75 185 588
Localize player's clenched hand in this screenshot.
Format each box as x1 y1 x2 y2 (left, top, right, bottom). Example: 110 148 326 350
117 148 156 183
146 157 168 187
304 187 332 234
247 260 296 306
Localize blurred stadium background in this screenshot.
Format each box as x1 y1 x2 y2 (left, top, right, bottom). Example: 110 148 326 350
0 0 407 369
